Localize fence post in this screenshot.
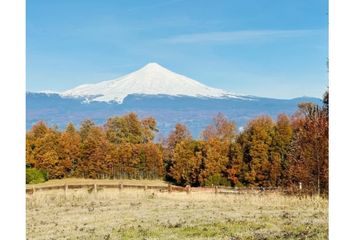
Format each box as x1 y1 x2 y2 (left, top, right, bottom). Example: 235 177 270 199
186 185 191 194
299 182 302 197
144 185 148 191
168 184 172 193
214 186 218 194
119 183 123 191
32 186 35 195
64 183 68 198
94 184 97 194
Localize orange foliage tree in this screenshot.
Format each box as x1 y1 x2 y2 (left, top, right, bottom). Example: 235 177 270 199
169 140 203 186
287 93 329 195
27 124 65 179
164 123 192 181
239 116 274 186
269 114 293 186
135 143 164 179
105 113 157 144
76 122 109 178
201 113 236 142
59 123 81 177
225 142 244 186
198 139 229 186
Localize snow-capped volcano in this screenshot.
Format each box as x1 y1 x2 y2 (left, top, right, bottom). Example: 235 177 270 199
61 63 238 103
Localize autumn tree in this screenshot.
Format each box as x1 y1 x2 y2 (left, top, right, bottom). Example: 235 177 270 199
287 93 328 195
30 126 64 179
79 119 96 141
167 123 192 150
105 113 157 144
198 138 229 186
141 117 158 143
59 123 81 177
269 114 293 186
76 125 109 178
168 114 237 186
164 123 192 180
26 121 49 168
225 142 244 186
169 140 203 186
112 143 135 178
199 113 237 186
135 143 164 179
240 116 274 186
201 113 236 142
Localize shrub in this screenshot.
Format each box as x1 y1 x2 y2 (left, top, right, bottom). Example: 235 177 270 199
204 174 230 187
26 168 47 184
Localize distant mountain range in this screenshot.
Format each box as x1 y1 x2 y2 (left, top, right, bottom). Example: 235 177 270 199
27 63 322 137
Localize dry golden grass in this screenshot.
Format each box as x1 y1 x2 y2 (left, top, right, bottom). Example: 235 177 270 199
26 178 168 188
26 186 328 240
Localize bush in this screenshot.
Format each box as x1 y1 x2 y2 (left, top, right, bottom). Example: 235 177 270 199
204 174 230 187
26 168 47 184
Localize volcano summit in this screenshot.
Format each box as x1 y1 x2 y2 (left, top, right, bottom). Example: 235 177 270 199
62 63 239 103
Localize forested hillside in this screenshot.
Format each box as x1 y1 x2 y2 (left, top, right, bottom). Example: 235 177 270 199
26 92 328 195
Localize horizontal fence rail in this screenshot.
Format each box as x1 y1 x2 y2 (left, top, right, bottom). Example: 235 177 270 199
26 183 295 195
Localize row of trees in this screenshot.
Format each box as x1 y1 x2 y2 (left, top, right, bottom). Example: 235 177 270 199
26 92 328 194
166 114 292 187
166 92 328 195
26 113 163 179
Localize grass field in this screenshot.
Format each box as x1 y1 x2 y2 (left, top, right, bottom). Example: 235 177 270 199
26 180 328 240
26 178 169 188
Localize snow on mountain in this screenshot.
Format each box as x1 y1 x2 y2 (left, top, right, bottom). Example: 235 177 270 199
37 90 60 94
61 63 239 103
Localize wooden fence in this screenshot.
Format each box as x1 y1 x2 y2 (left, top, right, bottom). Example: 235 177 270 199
26 183 291 195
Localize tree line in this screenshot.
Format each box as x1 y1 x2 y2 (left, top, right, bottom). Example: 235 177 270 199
26 92 328 194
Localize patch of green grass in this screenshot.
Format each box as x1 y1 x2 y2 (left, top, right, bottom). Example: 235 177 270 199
113 220 327 240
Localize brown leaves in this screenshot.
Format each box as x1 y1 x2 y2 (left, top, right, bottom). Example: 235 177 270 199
201 113 236 142
167 123 192 150
287 100 328 195
169 140 204 185
105 113 158 144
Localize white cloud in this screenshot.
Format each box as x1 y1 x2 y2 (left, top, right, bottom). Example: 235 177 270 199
163 29 323 44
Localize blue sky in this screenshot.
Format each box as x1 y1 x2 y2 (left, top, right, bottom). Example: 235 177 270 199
27 0 328 98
